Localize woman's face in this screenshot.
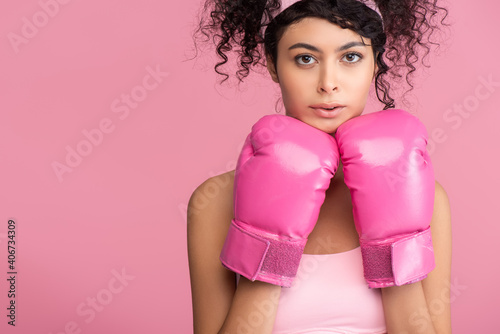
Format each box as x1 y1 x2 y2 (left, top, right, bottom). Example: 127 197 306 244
267 17 378 134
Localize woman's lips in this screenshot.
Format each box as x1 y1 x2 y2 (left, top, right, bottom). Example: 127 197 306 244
311 106 344 118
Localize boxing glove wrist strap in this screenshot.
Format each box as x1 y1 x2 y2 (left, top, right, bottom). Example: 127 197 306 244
220 219 306 287
360 227 435 288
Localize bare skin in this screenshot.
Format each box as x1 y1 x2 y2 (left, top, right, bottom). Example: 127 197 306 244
187 162 452 333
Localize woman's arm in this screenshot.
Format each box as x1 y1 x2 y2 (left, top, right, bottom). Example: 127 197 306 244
218 277 281 334
381 180 452 333
187 171 281 334
187 173 237 333
420 181 452 333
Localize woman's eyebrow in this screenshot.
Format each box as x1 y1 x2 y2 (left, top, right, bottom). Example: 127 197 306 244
288 41 366 53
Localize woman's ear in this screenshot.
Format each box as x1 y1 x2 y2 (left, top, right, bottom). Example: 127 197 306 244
266 55 279 83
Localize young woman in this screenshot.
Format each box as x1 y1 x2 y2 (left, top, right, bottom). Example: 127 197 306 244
187 0 452 333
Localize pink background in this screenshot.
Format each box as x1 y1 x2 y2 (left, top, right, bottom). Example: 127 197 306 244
0 0 498 333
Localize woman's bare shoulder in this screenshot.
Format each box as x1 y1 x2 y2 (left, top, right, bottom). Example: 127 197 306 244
188 170 235 223
427 180 451 261
433 180 451 225
434 180 449 201
187 170 236 246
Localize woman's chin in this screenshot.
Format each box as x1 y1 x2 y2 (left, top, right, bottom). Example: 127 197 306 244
307 119 340 135
284 113 341 134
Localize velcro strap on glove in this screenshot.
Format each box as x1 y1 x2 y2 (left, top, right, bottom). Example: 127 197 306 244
220 219 305 287
361 227 435 288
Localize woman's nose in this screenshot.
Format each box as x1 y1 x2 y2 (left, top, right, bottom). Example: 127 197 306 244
317 63 338 93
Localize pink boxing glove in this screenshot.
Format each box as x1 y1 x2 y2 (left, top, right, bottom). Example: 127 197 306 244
335 109 435 288
220 114 339 287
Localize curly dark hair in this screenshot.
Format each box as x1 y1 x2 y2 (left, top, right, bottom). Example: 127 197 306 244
190 0 450 110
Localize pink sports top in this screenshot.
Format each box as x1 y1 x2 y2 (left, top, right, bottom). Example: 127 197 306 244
238 246 387 333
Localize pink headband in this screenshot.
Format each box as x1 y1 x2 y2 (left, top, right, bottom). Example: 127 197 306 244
277 0 382 19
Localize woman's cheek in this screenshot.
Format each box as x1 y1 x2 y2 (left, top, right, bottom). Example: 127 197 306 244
352 75 372 100
282 75 305 105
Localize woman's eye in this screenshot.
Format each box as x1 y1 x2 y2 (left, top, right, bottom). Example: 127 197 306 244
296 55 316 65
343 52 362 63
